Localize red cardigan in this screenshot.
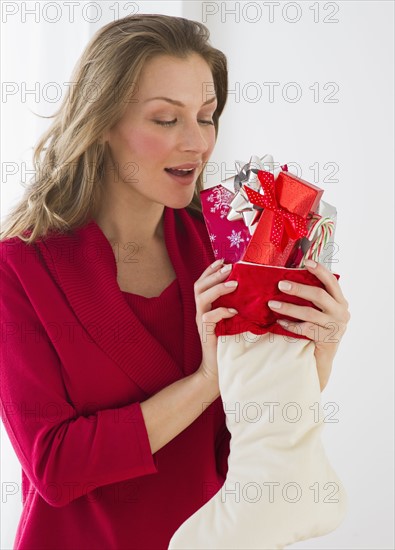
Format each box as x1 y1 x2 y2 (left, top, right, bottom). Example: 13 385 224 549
0 206 231 549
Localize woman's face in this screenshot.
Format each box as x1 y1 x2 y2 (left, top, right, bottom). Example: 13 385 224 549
103 53 217 209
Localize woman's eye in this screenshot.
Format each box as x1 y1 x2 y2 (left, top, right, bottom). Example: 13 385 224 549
153 119 177 127
153 119 214 127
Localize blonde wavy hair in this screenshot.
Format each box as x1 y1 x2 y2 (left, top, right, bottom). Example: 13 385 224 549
0 14 228 244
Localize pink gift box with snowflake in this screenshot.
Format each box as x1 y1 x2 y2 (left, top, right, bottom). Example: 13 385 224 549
200 184 252 263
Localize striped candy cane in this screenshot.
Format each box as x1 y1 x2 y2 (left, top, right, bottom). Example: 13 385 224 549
297 214 334 268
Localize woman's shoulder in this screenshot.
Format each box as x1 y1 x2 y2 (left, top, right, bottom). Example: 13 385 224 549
0 220 95 271
0 226 70 275
0 234 34 263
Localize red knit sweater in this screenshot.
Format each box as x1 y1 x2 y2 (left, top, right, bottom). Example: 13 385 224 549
0 206 231 550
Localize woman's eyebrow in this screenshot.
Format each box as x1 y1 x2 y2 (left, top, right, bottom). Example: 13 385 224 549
143 96 217 107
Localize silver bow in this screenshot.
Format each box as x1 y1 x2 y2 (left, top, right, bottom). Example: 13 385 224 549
225 154 283 235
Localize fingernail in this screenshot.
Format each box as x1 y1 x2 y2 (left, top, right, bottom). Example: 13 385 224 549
220 264 232 274
228 308 238 314
224 280 238 287
304 259 317 268
278 281 292 291
211 258 225 269
268 300 282 309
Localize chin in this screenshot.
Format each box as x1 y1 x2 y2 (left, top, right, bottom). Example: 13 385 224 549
170 200 195 210
165 194 195 210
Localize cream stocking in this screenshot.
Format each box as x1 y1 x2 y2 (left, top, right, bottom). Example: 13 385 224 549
168 332 347 549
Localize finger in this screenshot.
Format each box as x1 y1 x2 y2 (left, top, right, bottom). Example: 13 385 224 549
304 259 348 305
195 262 234 294
268 301 330 328
201 307 238 324
277 279 338 314
197 279 239 314
200 257 225 279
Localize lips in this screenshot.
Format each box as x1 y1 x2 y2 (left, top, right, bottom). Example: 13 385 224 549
164 162 200 177
165 168 194 177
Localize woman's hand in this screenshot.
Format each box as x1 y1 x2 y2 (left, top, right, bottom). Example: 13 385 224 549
268 259 351 391
194 258 239 383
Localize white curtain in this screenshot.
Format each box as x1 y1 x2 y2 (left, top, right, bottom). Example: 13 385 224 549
1 2 394 548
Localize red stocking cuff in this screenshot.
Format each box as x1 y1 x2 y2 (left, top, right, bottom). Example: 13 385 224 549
213 262 340 340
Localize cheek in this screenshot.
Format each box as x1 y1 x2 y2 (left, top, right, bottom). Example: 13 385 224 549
123 129 170 162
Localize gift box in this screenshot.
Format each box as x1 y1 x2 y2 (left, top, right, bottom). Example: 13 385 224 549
237 170 323 266
200 155 288 264
200 185 251 264
201 154 337 271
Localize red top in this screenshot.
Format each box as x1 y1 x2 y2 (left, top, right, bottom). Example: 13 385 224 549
122 279 184 366
0 206 231 550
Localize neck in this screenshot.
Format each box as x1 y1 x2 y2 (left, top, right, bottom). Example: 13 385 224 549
93 195 166 251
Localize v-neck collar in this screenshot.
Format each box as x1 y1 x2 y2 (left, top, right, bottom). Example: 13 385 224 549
121 277 178 300
35 206 214 396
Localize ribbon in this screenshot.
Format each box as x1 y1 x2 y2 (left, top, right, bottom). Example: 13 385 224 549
243 170 308 251
226 154 288 235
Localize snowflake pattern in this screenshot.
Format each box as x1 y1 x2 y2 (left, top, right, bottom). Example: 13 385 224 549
206 186 234 219
227 230 246 249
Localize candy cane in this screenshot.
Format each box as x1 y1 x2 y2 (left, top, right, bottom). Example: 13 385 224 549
297 215 334 268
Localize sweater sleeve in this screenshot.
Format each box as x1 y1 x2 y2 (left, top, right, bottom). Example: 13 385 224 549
0 258 159 508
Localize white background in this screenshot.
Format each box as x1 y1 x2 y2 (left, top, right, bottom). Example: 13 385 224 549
1 1 394 548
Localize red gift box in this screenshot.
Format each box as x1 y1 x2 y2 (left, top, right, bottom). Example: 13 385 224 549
241 171 324 266
200 184 251 263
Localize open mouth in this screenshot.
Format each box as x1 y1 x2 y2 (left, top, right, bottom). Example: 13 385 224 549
164 167 195 177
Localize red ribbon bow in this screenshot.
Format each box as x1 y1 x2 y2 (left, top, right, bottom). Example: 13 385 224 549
243 170 308 251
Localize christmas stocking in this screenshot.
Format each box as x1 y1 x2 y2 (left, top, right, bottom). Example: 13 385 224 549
168 264 347 550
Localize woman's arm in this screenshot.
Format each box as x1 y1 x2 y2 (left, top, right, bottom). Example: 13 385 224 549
0 258 218 507
140 370 220 454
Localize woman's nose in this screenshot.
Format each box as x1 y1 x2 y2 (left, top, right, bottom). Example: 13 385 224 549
179 121 210 154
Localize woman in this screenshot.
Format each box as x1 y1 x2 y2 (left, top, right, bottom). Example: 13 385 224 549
0 14 350 550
